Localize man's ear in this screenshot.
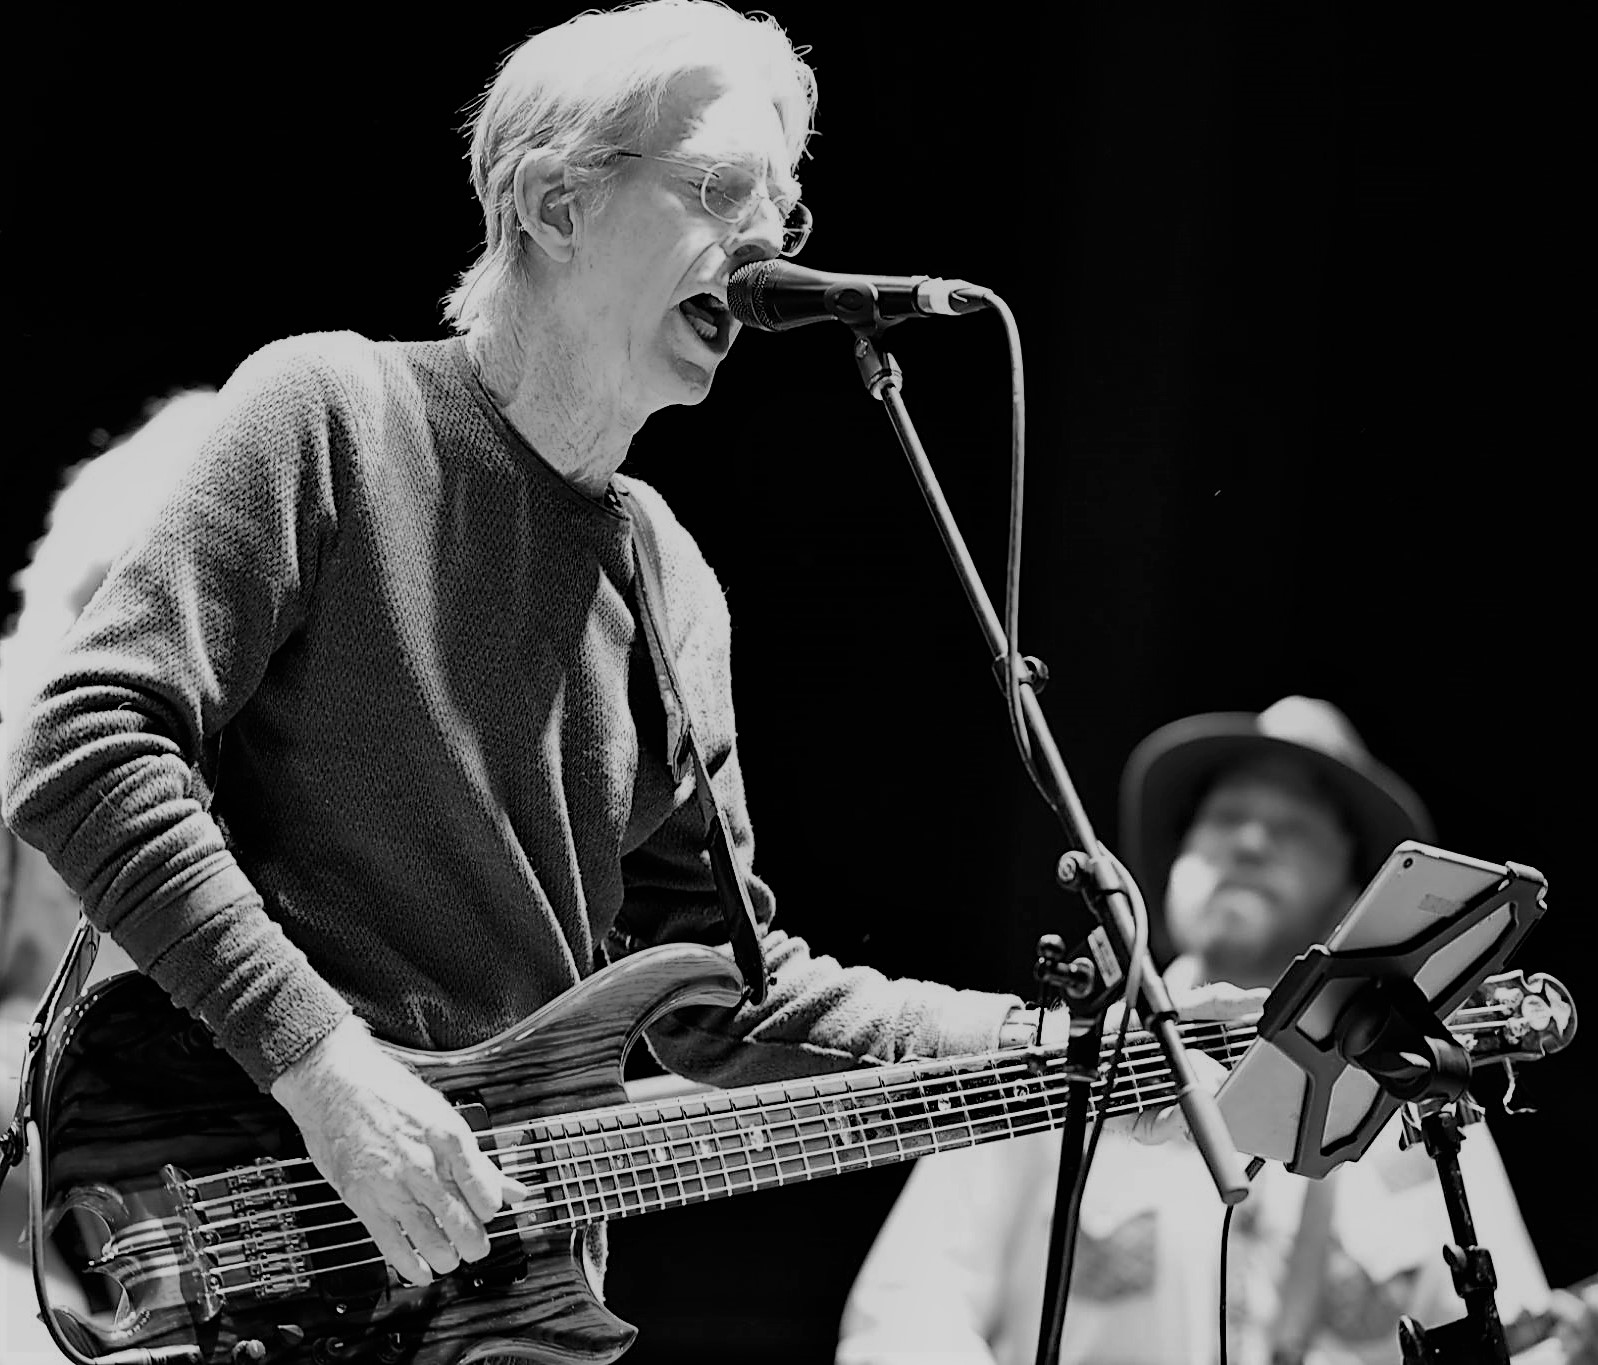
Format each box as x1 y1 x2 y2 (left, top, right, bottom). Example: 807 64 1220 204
513 149 576 264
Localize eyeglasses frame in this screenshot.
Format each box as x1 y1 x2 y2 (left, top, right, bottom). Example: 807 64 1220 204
612 150 811 257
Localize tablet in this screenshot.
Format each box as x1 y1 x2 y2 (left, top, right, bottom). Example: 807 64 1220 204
1215 841 1547 1177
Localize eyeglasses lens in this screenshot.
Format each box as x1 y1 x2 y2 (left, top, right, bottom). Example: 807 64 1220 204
700 165 753 223
701 165 809 257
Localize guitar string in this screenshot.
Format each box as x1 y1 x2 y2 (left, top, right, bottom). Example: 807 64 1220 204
104 1007 1514 1289
176 1008 1504 1215
177 1049 1199 1263
184 1066 1200 1288
178 1027 1248 1222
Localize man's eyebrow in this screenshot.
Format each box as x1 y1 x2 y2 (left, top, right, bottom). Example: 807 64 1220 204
716 149 801 195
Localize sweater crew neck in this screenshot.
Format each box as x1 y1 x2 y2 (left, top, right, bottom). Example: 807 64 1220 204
436 335 632 529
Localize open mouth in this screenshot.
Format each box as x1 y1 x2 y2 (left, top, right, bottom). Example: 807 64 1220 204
677 293 732 354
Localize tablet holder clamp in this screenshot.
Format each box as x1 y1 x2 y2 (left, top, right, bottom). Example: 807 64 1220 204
1332 973 1508 1365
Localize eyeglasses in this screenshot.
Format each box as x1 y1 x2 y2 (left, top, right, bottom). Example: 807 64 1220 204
615 151 812 257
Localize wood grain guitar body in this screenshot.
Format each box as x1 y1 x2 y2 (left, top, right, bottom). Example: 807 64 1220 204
37 943 747 1364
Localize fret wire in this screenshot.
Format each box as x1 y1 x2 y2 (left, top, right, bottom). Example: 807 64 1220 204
594 1112 626 1217
951 1067 978 1149
709 1094 739 1196
684 1099 711 1203
616 1106 650 1214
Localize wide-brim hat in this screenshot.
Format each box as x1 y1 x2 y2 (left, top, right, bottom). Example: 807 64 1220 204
1119 696 1434 949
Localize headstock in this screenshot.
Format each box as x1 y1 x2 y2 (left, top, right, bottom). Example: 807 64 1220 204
1453 969 1578 1068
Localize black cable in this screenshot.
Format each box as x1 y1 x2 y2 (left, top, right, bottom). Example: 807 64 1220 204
964 287 1049 806
1059 995 1135 1296
1219 1157 1267 1365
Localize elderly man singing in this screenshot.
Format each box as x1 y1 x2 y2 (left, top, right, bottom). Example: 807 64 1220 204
2 3 1255 1348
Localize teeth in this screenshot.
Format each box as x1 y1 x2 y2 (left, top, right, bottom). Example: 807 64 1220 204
678 293 726 345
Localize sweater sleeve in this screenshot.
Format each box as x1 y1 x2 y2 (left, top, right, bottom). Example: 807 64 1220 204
0 339 356 1089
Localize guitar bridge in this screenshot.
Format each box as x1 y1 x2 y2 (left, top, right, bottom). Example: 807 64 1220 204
170 1157 314 1309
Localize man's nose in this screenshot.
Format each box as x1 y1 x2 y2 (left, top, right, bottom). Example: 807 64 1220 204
723 199 785 266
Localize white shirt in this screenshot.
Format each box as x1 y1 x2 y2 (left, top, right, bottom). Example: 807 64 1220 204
838 1078 1548 1365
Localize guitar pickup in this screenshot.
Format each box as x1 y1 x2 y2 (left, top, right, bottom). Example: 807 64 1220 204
456 1101 529 1292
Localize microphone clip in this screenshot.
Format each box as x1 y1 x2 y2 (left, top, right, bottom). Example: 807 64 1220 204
852 335 903 399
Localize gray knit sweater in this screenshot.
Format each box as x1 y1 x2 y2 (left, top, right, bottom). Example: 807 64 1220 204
2 333 1018 1091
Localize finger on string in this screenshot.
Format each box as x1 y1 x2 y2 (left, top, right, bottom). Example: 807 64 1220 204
431 1184 492 1262
394 1195 462 1275
363 1206 434 1287
500 1171 533 1208
449 1139 530 1221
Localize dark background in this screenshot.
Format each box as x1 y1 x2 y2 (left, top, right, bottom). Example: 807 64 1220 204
4 4 1585 1360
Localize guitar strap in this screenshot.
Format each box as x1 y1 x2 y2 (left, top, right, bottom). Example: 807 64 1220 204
613 480 768 1005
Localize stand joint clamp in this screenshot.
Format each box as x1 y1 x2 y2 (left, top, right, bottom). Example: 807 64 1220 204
851 335 903 400
1034 934 1098 1004
1443 1243 1499 1297
991 651 1049 697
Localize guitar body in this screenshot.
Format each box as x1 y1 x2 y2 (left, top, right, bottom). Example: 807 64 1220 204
36 943 746 1365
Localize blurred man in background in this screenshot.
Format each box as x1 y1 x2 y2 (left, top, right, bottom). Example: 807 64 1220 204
838 696 1573 1365
1 390 217 1360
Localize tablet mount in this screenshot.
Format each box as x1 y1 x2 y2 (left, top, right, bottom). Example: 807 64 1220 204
1252 858 1550 1365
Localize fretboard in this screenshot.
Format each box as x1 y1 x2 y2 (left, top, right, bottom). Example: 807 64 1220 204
510 1019 1255 1233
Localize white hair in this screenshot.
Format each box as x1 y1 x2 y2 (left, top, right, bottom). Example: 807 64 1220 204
0 390 221 736
442 0 818 329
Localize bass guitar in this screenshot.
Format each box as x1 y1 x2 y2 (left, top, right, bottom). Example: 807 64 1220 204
27 945 1576 1364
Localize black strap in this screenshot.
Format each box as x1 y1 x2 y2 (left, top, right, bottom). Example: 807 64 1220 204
615 482 767 1004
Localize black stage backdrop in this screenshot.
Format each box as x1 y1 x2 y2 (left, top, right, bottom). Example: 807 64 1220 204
4 5 1586 1361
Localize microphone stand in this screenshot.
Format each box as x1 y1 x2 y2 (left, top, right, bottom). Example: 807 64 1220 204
838 311 1251 1364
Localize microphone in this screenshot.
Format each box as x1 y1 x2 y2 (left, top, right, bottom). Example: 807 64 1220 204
726 260 986 332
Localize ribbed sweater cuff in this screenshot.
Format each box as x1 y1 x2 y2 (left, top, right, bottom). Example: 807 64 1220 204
936 988 1025 1058
130 859 353 1091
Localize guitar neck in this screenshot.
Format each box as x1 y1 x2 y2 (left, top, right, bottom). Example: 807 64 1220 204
510 1019 1256 1233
